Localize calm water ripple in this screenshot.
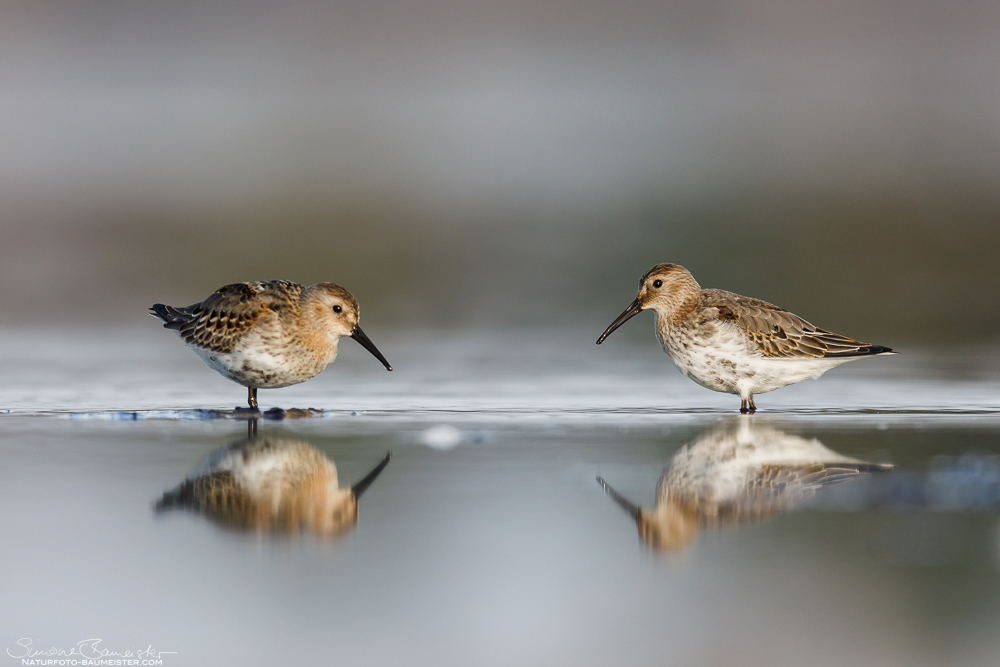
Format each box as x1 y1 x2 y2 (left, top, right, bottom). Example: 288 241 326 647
2 328 1000 666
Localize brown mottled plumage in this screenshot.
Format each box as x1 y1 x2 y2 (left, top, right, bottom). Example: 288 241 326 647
155 436 391 536
699 289 887 359
597 263 897 412
172 280 308 353
675 461 877 529
597 420 891 551
151 280 391 408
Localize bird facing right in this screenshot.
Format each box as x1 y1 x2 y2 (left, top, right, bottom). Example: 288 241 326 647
156 436 391 536
596 263 896 412
151 279 391 409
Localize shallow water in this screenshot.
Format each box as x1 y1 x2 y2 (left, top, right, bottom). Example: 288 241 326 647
3 328 1000 666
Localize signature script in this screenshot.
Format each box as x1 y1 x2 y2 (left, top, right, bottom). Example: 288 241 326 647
7 639 176 661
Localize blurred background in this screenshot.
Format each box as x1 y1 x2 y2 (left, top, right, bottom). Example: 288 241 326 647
5 6 1000 664
1 0 999 343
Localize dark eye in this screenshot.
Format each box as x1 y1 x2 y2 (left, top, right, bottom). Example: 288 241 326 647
653 279 663 288
333 305 342 313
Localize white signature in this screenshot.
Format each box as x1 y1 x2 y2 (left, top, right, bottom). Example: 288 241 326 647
6 639 176 661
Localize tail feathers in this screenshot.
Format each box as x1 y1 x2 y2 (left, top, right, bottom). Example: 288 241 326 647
149 303 192 329
825 344 897 358
855 462 895 473
154 481 192 513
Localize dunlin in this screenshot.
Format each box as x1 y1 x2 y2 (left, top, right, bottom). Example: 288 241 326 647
597 420 891 550
151 280 392 408
156 436 391 535
597 264 896 412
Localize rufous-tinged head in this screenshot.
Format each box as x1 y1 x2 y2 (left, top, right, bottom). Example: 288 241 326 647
635 263 700 311
636 502 699 552
306 283 393 371
596 475 698 551
300 487 359 536
596 263 700 344
310 451 390 535
306 283 361 337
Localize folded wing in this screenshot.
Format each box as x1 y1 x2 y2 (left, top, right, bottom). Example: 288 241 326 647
702 289 894 358
151 281 302 353
692 461 890 527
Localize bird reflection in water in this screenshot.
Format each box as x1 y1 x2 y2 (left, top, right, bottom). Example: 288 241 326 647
156 423 390 536
598 419 891 551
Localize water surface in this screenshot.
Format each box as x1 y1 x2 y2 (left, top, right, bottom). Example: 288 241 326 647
2 329 999 666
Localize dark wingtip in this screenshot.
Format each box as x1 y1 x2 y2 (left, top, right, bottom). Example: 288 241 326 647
154 483 188 513
150 303 190 329
825 344 897 358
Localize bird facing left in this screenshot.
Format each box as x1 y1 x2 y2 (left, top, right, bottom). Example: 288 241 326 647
150 280 392 409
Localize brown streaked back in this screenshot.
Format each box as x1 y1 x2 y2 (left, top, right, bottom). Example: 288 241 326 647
701 289 893 358
692 462 891 528
168 280 303 353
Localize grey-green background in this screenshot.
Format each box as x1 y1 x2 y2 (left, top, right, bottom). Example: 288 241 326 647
2 0 998 343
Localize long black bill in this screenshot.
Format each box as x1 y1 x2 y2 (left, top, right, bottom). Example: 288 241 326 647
351 452 392 499
351 325 393 371
596 476 642 522
596 298 643 344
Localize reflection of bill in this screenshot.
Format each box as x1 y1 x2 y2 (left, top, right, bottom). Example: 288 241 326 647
156 437 390 536
598 419 891 551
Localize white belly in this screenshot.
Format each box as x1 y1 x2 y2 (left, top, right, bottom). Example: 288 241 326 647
659 321 855 398
664 423 864 505
190 333 337 389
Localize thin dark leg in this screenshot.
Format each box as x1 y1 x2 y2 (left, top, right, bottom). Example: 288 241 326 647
247 418 258 439
248 387 258 410
740 399 749 414
748 396 757 413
